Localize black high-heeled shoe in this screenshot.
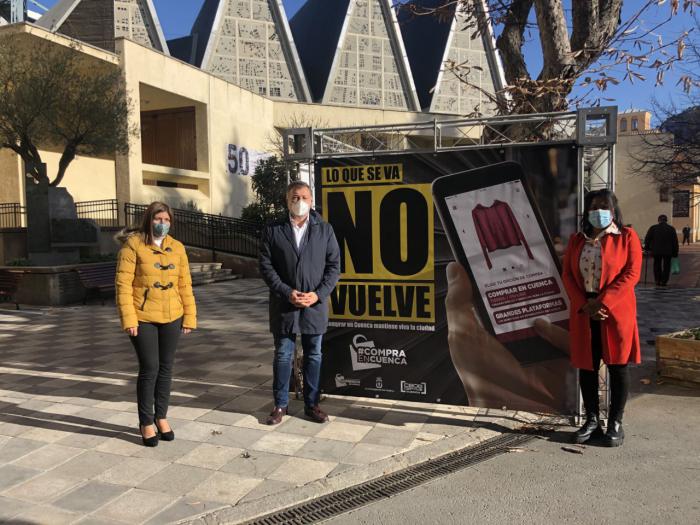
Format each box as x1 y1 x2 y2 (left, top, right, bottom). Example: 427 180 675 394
155 419 175 441
139 424 159 447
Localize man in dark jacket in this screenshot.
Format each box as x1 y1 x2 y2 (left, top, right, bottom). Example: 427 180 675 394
259 181 340 425
644 215 679 286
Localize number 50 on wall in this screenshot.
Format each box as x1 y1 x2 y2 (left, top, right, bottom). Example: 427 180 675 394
227 144 250 176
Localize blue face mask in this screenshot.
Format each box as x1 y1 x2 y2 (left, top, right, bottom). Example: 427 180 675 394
588 209 613 229
153 222 170 238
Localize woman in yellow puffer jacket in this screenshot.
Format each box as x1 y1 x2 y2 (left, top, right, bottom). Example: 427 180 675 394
115 201 196 447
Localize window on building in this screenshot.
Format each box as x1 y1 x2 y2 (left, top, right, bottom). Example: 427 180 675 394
660 185 670 202
270 87 281 97
632 118 638 130
140 107 197 170
620 118 627 132
258 86 267 96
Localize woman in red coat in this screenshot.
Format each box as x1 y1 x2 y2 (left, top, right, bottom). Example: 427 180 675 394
562 189 642 447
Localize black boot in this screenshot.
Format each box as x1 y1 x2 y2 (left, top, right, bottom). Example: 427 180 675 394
603 419 624 447
572 414 604 444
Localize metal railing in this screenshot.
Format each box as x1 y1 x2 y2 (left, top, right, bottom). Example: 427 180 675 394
74 199 119 228
124 203 262 258
0 203 25 229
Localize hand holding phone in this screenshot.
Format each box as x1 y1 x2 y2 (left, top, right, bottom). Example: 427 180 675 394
445 261 573 412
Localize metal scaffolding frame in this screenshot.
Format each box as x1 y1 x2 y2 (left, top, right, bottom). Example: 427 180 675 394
282 106 618 421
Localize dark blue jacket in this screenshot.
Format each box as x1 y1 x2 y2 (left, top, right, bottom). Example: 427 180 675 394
259 211 340 335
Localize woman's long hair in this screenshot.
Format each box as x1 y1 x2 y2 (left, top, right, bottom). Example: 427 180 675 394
117 201 173 245
581 189 623 237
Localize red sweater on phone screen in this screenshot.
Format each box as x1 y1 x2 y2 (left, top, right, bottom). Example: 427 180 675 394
471 200 533 269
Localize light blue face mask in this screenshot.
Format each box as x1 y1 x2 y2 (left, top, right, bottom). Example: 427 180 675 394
588 209 613 229
153 222 170 238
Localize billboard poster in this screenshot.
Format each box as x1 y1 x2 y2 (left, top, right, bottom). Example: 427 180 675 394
315 146 580 415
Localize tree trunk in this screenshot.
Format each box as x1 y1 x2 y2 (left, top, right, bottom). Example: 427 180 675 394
51 142 77 187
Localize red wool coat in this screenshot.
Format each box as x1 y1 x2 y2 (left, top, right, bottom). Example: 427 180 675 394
561 227 642 370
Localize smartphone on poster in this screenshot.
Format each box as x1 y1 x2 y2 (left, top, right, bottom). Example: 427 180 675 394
432 161 569 364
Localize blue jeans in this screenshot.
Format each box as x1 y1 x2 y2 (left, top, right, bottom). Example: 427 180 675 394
273 334 323 408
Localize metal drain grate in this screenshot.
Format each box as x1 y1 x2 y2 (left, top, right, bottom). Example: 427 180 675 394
245 432 535 525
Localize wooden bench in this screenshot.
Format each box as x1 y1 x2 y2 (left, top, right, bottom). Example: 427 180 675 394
75 263 117 305
0 270 21 310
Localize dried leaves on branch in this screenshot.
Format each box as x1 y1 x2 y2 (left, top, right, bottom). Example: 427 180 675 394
0 39 137 186
396 0 699 115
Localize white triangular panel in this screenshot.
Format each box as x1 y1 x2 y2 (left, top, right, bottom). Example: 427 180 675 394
324 0 418 110
202 0 310 102
36 0 168 53
114 0 167 52
430 2 497 115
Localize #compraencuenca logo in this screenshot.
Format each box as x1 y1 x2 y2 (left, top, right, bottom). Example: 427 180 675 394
349 334 408 372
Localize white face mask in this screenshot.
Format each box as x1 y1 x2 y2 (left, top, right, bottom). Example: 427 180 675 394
290 199 310 217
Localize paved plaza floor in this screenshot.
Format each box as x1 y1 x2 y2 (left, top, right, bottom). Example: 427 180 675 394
0 279 698 524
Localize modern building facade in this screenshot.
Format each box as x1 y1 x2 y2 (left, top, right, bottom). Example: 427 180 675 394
0 0 504 219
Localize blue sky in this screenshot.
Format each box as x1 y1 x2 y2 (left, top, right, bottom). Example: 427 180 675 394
36 0 694 116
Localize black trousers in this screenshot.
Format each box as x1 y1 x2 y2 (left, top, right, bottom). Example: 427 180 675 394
579 315 630 424
129 318 182 425
653 254 672 285
682 234 690 245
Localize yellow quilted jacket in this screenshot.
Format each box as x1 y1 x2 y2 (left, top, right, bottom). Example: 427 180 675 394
115 233 197 330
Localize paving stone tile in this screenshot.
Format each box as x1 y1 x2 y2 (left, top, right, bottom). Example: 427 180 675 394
96 457 170 486
207 426 269 449
0 437 45 463
176 443 244 470
315 421 373 443
94 434 144 456
137 463 214 496
0 464 41 492
239 479 296 504
342 443 399 465
249 432 310 456
12 443 84 470
17 426 75 443
96 489 177 523
268 457 337 485
376 410 429 431
195 409 249 426
12 504 81 525
295 437 355 463
52 451 123 479
0 420 30 437
55 430 111 449
166 406 212 420
187 472 262 505
0 495 34 521
360 426 418 448
230 412 280 432
133 438 200 462
39 403 88 417
53 481 128 513
276 416 330 437
3 471 83 503
220 450 289 478
171 421 224 442
144 497 227 525
73 517 125 525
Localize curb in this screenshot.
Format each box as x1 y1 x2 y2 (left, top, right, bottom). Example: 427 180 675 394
180 424 505 524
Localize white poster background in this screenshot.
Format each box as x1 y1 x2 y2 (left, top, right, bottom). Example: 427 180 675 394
446 180 569 335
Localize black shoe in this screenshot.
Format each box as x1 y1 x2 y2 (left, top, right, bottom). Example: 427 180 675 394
139 424 159 447
603 420 624 447
572 415 603 444
155 419 175 441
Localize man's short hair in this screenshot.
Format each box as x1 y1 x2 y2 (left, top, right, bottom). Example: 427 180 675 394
658 214 668 222
286 180 311 195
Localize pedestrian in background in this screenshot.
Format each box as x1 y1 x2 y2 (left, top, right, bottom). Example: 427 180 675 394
259 181 340 425
562 189 642 447
116 201 197 446
682 225 691 245
644 215 679 286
